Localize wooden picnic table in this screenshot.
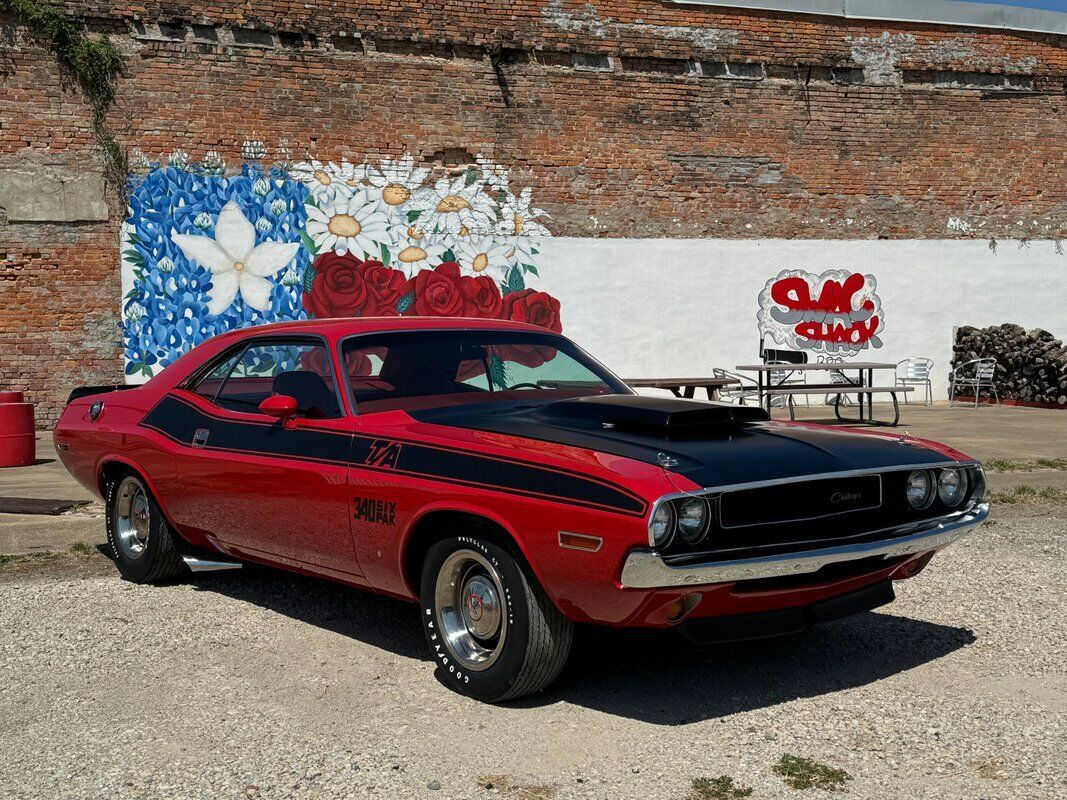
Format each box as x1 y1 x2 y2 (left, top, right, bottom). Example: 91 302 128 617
624 377 739 401
736 362 899 424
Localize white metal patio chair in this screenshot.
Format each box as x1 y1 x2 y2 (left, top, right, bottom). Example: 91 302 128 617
766 359 808 408
896 358 934 405
713 367 761 406
819 355 856 407
949 358 999 407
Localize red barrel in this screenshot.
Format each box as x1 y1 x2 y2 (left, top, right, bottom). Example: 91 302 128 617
0 391 23 403
0 400 35 467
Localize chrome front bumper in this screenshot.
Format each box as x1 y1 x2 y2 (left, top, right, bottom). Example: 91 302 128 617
619 502 990 589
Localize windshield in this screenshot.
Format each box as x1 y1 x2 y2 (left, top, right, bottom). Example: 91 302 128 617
342 330 632 414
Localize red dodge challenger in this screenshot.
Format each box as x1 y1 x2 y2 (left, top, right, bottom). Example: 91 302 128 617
55 318 988 702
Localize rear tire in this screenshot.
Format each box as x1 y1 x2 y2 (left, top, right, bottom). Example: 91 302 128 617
420 527 573 703
105 470 186 584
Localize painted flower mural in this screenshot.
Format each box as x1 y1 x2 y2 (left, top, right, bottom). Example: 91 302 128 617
121 152 557 381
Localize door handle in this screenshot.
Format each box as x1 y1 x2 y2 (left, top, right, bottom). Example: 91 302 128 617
191 428 210 448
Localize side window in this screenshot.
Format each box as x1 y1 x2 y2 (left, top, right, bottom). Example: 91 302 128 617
208 340 343 419
191 350 243 402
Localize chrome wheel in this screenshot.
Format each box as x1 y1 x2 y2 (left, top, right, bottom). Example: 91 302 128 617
435 548 508 672
114 476 151 560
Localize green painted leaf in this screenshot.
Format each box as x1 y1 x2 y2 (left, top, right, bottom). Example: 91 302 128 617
464 166 478 187
122 249 145 267
299 230 318 257
396 291 416 313
441 249 456 263
407 210 422 223
489 355 509 390
305 195 319 210
524 264 539 277
506 266 525 294
127 231 141 245
302 264 316 293
380 242 391 266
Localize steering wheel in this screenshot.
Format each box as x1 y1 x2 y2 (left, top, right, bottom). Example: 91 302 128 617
508 382 545 391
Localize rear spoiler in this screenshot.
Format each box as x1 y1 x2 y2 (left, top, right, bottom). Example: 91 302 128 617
66 385 138 405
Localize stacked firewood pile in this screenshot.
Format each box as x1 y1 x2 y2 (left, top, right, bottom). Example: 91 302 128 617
952 324 1067 406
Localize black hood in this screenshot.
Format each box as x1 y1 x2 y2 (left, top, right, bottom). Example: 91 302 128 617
409 395 959 489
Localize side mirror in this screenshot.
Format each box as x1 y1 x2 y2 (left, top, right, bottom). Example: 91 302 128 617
259 394 298 421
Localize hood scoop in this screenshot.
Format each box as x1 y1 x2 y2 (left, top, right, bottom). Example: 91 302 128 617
531 395 769 439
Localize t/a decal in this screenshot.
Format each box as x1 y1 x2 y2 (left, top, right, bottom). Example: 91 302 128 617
365 440 403 469
353 496 397 526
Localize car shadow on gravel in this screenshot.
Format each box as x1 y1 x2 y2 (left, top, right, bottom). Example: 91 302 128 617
189 563 428 660
534 612 976 724
185 564 974 723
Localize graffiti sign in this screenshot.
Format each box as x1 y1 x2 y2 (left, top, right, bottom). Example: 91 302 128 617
120 151 556 381
757 269 884 355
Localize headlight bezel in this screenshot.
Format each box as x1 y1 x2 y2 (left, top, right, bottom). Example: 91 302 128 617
905 469 936 510
676 496 711 545
937 467 969 507
648 501 677 548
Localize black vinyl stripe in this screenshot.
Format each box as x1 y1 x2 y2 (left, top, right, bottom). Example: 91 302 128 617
140 394 647 517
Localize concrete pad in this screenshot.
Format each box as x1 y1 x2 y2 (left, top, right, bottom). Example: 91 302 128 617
0 513 105 556
788 402 1067 462
0 434 95 502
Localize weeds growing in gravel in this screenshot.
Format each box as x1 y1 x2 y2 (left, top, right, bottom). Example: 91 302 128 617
68 541 96 555
772 755 851 791
984 458 1067 472
688 776 753 799
988 485 1067 504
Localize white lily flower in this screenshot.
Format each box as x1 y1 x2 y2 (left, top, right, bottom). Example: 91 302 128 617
171 201 299 315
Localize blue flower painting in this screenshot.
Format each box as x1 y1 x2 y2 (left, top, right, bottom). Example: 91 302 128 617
121 164 310 379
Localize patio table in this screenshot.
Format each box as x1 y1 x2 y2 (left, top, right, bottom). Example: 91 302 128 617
624 377 739 401
735 362 898 423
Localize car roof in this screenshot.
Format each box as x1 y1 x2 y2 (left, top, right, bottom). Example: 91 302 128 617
233 316 547 337
146 316 556 389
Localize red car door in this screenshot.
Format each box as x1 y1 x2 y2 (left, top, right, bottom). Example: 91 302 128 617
163 336 363 579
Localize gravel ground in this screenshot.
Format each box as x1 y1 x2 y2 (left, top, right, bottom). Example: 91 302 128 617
1 503 1064 800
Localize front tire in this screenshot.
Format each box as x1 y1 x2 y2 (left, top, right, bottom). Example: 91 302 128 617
420 529 573 703
105 471 186 584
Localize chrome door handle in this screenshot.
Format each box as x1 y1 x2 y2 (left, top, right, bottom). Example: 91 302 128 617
191 428 210 448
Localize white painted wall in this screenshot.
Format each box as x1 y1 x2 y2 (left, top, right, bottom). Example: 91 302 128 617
540 238 1066 399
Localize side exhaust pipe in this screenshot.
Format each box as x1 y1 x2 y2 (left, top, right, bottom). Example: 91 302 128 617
182 555 242 572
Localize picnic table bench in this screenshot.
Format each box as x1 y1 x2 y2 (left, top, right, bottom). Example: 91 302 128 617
737 361 909 426
765 385 914 426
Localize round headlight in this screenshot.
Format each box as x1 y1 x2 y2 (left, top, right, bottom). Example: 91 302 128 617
938 468 968 506
676 497 709 545
649 503 676 547
906 470 934 509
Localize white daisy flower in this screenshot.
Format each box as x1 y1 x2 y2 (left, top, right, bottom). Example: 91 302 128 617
407 174 496 236
305 190 390 259
365 154 430 209
171 201 299 315
452 235 512 280
390 227 447 277
290 159 358 201
497 186 551 264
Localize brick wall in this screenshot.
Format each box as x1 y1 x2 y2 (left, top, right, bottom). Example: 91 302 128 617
2 0 1066 424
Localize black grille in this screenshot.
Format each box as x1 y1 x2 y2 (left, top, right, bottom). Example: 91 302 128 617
719 474 881 529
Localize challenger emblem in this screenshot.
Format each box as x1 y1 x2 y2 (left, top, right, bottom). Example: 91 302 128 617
365 440 403 469
830 490 863 504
